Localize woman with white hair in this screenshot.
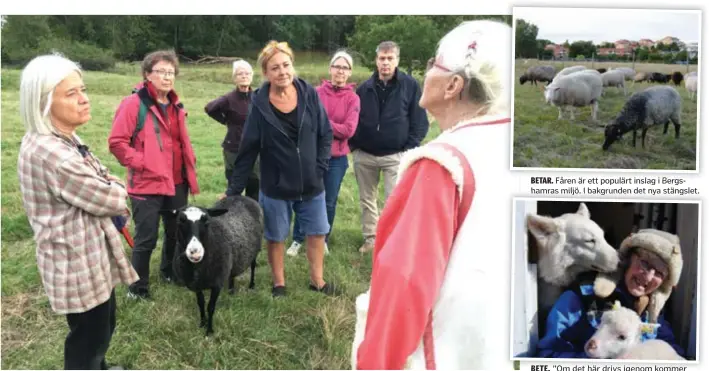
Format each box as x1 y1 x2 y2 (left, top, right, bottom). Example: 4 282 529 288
287 50 360 256
352 20 513 369
205 59 259 200
17 54 139 369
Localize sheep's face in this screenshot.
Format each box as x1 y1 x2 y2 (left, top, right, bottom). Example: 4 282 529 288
584 306 660 359
170 206 229 264
543 86 559 104
602 122 623 150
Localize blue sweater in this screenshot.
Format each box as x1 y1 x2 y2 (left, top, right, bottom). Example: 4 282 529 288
536 282 684 358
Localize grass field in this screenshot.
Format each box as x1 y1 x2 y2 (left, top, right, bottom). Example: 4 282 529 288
1 61 439 369
511 59 699 170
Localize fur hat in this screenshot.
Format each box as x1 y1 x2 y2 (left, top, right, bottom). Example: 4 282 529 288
593 229 683 323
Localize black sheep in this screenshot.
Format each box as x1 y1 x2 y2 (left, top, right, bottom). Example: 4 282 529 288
596 68 607 74
167 195 264 336
671 71 684 86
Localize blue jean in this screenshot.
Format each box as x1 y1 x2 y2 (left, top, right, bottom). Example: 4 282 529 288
260 191 329 242
293 155 349 243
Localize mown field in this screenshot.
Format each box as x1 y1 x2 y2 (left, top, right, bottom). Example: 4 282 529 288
511 59 699 170
1 57 440 369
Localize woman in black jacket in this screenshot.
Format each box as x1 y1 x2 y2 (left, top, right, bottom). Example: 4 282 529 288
221 41 335 297
205 60 259 200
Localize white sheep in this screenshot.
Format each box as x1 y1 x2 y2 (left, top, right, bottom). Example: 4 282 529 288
684 71 698 101
552 65 586 81
601 70 627 96
611 67 636 81
544 69 603 121
584 303 685 360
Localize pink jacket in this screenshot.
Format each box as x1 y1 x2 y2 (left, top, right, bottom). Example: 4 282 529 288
316 80 360 157
108 81 199 196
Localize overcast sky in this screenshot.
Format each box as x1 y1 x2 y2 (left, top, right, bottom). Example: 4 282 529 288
514 7 701 45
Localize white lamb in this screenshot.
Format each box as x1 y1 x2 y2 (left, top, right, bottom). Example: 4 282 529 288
584 303 685 360
684 71 698 101
601 70 627 96
552 65 586 81
544 69 603 121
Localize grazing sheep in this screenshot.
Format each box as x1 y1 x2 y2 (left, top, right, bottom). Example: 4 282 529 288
685 71 698 101
601 70 627 96
169 195 264 336
671 71 684 86
584 303 684 360
602 85 682 151
544 69 603 121
610 67 636 81
596 68 607 74
633 72 648 84
648 72 668 83
519 65 556 86
552 65 586 81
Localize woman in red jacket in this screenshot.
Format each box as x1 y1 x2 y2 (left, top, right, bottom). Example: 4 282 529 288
108 49 200 300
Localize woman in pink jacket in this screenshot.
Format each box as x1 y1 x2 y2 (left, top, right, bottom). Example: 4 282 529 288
287 50 361 256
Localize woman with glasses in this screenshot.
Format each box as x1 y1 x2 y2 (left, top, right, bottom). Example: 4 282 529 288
108 49 200 300
287 50 360 257
536 228 685 359
221 41 335 297
205 60 259 201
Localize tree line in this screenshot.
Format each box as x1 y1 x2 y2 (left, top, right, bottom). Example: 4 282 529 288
1 15 511 72
515 18 698 64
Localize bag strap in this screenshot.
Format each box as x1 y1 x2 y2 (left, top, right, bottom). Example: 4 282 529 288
131 96 163 151
421 142 476 370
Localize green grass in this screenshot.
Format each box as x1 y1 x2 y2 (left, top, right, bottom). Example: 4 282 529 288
511 59 698 170
1 61 438 369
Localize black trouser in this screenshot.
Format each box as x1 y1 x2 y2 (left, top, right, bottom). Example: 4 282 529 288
65 290 116 370
223 149 260 201
129 183 188 293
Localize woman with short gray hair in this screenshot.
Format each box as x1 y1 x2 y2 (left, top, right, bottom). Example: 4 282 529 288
18 53 138 370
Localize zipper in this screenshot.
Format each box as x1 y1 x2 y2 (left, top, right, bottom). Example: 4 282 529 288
296 107 306 201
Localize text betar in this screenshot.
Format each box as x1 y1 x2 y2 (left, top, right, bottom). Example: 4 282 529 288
529 176 686 186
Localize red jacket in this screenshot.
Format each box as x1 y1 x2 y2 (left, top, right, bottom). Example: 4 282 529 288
315 80 360 157
108 81 199 196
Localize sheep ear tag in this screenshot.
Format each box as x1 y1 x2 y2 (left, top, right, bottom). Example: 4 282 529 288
640 323 660 336
611 300 621 310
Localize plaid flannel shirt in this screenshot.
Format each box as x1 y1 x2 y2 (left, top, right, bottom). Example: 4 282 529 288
17 132 139 314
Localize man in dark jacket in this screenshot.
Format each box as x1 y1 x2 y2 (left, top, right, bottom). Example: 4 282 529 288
349 41 429 253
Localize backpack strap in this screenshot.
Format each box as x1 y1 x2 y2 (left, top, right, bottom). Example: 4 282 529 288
130 92 163 152
420 142 476 370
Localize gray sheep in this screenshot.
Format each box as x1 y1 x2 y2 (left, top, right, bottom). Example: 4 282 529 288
544 69 603 121
520 65 556 86
602 85 682 151
168 195 264 336
601 70 627 96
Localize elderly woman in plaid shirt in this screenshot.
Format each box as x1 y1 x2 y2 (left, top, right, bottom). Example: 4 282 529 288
17 54 139 370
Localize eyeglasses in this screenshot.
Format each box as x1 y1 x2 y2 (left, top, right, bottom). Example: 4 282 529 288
331 65 351 71
152 69 176 78
633 254 667 279
426 58 452 73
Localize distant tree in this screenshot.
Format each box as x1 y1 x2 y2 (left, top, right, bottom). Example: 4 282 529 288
514 18 539 58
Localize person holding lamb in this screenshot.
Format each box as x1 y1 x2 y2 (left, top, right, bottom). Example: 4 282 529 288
535 228 685 359
351 19 513 369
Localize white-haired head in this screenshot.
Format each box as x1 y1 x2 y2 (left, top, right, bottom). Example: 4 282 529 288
330 50 354 69
232 59 253 79
432 20 511 115
20 53 83 135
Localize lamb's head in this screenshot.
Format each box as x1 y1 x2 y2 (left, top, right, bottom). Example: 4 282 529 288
543 85 560 104
520 74 528 85
165 206 229 264
527 203 620 286
585 302 660 359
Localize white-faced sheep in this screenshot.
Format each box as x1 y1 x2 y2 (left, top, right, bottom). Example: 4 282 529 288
584 303 685 360
552 65 586 81
519 65 556 86
167 195 264 336
601 70 627 96
602 85 682 151
544 69 603 121
633 72 648 84
685 71 698 101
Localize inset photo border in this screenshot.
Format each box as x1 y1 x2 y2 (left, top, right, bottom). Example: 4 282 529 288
510 197 700 363
509 7 701 173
